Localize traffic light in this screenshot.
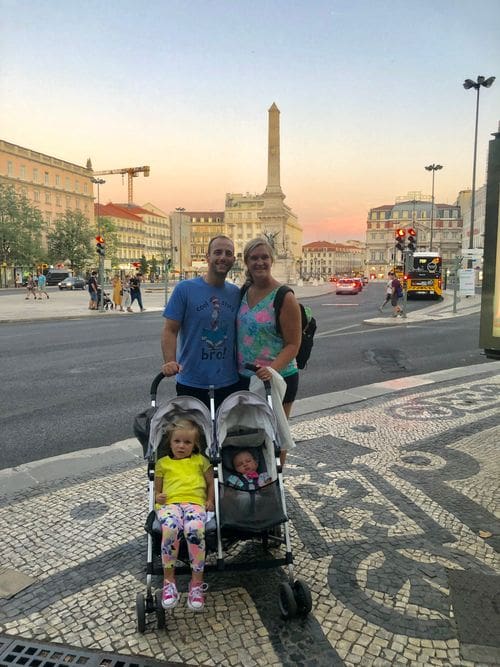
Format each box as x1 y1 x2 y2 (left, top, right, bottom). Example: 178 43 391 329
395 228 406 251
407 228 416 252
96 236 105 256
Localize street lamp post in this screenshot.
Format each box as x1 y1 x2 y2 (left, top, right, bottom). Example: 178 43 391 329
425 164 443 252
175 207 186 279
463 75 495 264
91 177 106 311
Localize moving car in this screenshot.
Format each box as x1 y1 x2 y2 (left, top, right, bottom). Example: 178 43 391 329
46 270 71 285
352 278 363 291
58 276 87 290
336 278 361 295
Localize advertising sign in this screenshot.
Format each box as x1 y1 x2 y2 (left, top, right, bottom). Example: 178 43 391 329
459 269 476 296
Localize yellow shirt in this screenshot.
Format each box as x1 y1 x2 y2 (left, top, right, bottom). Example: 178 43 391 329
155 453 210 506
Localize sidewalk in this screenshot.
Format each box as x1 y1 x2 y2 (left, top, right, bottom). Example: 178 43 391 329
0 282 332 323
1 361 499 666
0 283 481 324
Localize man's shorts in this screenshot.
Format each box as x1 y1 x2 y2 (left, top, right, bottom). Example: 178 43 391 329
90 291 98 302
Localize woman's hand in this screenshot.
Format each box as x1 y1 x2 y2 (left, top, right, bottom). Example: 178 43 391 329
255 365 273 382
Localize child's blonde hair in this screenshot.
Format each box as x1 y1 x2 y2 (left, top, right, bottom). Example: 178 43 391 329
162 418 201 457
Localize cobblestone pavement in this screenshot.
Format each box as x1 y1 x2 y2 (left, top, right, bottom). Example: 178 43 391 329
0 365 499 666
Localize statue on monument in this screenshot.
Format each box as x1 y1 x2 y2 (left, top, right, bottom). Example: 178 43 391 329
263 230 280 250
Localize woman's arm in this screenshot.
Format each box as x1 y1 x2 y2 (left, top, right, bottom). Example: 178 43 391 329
270 291 301 372
204 468 215 511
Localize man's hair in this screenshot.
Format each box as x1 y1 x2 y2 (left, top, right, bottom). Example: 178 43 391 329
207 235 234 254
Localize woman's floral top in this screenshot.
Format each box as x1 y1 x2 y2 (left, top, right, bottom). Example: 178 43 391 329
237 287 297 378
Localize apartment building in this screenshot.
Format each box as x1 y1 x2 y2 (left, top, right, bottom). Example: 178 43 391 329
0 139 95 230
365 191 463 278
302 241 365 279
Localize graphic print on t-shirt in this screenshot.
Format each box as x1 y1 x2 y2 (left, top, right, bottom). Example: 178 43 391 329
201 296 229 353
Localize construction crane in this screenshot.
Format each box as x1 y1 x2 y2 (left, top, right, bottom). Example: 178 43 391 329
93 166 150 206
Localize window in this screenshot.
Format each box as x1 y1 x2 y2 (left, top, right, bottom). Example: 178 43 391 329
7 161 13 176
56 195 61 206
402 210 408 219
392 211 399 219
33 168 39 183
66 196 71 207
20 165 26 179
75 199 80 209
55 175 60 186
75 180 79 193
65 177 70 190
45 192 51 204
44 172 49 185
83 183 88 193
34 190 40 202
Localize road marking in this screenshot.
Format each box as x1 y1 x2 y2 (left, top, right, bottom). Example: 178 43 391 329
321 303 360 307
318 324 423 338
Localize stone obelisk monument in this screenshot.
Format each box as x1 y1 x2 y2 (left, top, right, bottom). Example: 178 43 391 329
259 103 294 281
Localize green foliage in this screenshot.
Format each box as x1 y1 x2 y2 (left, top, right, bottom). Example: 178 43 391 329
0 184 45 265
47 210 94 274
150 255 158 276
140 254 149 274
98 217 119 266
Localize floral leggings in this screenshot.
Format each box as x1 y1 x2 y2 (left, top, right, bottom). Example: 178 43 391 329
156 503 206 573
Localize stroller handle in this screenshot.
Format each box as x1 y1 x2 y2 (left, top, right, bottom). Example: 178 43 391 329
244 363 272 393
150 372 166 400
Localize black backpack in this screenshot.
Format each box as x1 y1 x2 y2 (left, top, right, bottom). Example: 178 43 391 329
240 284 317 370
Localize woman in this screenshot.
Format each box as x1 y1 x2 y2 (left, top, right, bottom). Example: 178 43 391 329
237 238 301 464
112 274 124 311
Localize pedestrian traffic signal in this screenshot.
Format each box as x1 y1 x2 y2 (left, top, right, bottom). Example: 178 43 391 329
395 228 406 251
96 236 105 256
407 228 416 252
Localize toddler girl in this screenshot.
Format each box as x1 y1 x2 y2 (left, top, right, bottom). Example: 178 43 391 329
155 418 214 611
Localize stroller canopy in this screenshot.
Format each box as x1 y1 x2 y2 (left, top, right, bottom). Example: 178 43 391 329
215 390 278 454
146 395 213 459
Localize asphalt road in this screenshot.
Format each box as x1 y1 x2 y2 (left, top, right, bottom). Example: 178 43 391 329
0 283 487 468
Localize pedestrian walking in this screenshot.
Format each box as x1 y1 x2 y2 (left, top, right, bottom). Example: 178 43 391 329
88 271 98 310
390 271 404 317
25 274 37 300
36 272 49 299
378 274 393 311
122 274 131 310
128 273 145 312
112 274 124 311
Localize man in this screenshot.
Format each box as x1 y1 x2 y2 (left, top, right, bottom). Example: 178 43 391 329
390 271 403 317
36 271 49 299
161 235 241 408
128 273 145 312
88 271 98 310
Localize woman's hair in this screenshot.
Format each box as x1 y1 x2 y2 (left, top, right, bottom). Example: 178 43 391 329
242 237 275 283
162 418 201 457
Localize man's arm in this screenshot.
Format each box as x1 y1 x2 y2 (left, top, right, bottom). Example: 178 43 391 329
161 318 182 376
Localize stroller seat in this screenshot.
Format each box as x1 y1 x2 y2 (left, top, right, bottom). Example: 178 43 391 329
218 426 286 534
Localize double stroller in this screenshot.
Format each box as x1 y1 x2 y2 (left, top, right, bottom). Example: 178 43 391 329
96 287 113 310
133 373 312 633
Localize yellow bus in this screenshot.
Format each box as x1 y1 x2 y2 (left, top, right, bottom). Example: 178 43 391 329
405 252 443 300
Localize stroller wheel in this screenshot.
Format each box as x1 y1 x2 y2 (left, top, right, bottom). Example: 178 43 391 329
278 581 298 619
155 589 166 630
293 579 312 616
136 592 146 633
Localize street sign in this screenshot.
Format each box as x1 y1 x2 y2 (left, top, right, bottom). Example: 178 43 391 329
459 269 475 296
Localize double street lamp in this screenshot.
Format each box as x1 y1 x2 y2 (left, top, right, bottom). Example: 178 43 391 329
425 164 443 252
463 75 495 256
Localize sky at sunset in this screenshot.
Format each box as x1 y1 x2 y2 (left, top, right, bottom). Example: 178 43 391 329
1 0 500 242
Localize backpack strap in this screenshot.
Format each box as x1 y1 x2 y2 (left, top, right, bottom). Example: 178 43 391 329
239 282 251 302
273 285 294 336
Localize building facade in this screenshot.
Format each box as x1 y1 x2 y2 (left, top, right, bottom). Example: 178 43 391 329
0 139 95 231
365 191 463 278
302 241 365 279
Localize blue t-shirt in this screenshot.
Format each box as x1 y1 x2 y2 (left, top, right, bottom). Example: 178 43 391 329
37 275 46 287
163 277 240 389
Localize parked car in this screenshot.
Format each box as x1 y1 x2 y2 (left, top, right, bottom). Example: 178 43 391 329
58 276 87 290
336 279 361 295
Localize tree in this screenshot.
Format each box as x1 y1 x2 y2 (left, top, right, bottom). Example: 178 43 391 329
140 254 149 275
98 217 119 267
47 210 94 274
0 184 45 266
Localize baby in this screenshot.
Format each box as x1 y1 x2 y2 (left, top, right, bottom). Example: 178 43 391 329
226 449 272 491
